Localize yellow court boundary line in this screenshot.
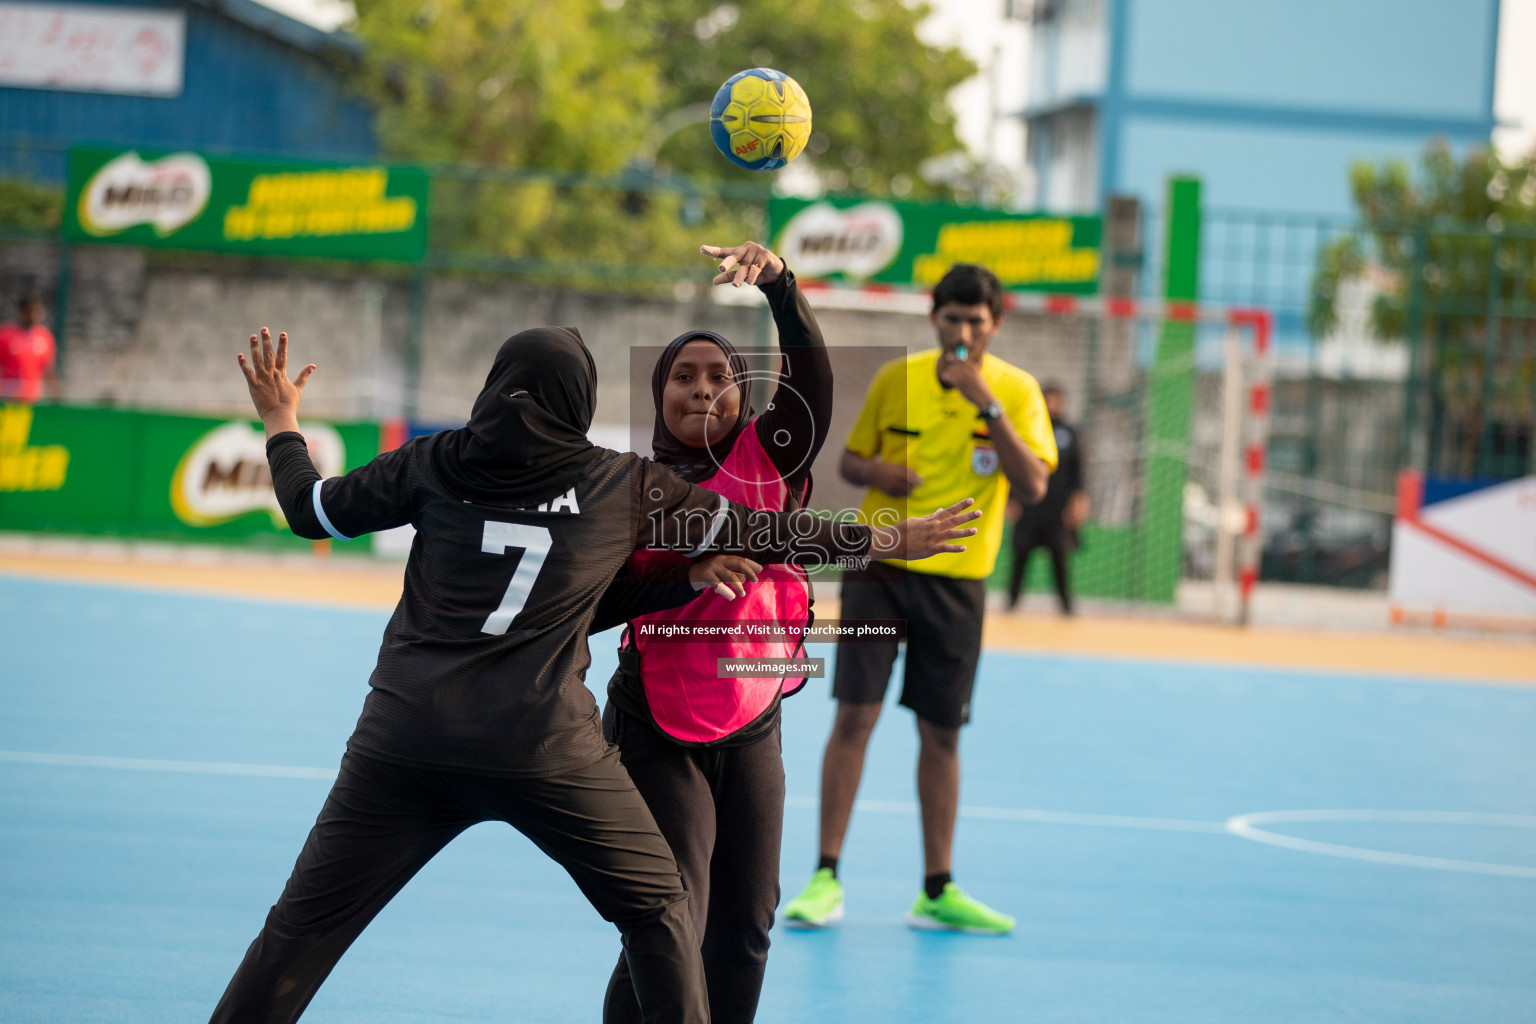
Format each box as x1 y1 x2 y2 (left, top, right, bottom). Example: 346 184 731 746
2 552 1533 685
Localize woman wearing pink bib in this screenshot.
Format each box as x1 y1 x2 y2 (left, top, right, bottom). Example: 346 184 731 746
599 242 831 1024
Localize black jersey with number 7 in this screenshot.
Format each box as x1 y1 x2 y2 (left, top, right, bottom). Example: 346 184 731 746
265 431 870 778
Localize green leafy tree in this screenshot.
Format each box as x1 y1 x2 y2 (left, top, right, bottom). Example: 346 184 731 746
621 0 976 198
350 0 719 268
347 0 976 270
351 0 657 170
1310 141 1536 476
0 178 63 235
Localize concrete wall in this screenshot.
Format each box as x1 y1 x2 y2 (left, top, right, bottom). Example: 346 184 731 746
1 241 1096 515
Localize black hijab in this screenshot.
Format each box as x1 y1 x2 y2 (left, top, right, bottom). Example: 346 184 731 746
432 326 606 508
650 330 754 484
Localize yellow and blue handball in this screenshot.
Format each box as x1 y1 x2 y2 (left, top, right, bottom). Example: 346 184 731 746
710 68 812 171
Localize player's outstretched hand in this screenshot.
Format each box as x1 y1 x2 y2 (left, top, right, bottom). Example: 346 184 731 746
702 241 784 288
867 498 981 561
690 554 763 601
238 327 315 438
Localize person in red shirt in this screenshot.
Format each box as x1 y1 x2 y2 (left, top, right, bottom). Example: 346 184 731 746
0 294 60 403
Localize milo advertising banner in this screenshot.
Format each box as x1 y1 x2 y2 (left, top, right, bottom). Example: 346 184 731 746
768 197 1101 294
0 404 381 548
63 146 430 262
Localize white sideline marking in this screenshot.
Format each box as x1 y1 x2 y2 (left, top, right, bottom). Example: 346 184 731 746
1225 809 1536 879
6 752 1533 879
0 749 336 780
785 796 1226 833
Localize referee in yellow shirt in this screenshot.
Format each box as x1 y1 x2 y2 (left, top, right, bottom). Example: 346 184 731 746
785 264 1058 934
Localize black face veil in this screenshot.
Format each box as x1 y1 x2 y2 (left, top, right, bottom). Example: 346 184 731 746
649 330 754 484
431 326 606 508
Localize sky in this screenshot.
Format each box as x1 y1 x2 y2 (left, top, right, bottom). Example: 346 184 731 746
257 0 1534 162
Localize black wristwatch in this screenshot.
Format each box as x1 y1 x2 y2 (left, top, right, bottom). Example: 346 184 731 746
979 400 1003 422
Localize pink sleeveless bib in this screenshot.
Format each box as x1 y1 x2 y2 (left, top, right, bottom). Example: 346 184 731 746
626 423 811 743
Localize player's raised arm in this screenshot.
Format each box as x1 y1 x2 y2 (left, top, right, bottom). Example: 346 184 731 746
701 241 835 485
701 241 782 289
237 327 315 440
239 327 416 541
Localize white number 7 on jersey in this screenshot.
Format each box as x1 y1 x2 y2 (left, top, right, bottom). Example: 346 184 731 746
480 521 553 635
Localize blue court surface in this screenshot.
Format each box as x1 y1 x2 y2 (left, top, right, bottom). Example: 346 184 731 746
2 573 1535 1023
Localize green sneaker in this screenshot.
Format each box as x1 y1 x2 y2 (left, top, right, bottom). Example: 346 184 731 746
905 882 1015 935
783 868 844 929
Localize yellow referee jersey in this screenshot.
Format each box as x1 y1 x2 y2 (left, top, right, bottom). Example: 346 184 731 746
845 348 1058 580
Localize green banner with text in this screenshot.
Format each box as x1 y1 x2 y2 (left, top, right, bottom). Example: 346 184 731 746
768 197 1100 293
0 404 381 549
63 146 430 262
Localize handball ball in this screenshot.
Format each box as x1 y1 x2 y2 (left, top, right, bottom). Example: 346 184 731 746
710 68 812 171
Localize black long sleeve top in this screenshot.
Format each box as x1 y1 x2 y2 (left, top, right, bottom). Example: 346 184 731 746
753 269 834 489
265 430 869 777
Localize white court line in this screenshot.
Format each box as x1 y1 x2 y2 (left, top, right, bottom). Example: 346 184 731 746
6 751 1534 879
0 750 337 780
1225 809 1536 880
785 795 1226 833
0 751 1225 833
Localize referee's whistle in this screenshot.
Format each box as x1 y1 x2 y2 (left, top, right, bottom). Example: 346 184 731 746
955 345 969 361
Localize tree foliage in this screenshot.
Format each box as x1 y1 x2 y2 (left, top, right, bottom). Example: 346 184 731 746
347 0 975 266
616 0 976 199
0 178 63 234
1310 141 1536 476
1310 141 1536 340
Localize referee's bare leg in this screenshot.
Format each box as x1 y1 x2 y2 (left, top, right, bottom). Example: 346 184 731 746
816 701 882 860
915 718 960 875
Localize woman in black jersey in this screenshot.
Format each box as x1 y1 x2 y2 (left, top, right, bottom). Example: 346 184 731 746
591 242 833 1024
212 325 980 1024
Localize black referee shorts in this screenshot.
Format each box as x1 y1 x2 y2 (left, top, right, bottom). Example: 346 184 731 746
832 559 987 728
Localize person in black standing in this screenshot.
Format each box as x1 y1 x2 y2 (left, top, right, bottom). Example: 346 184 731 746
210 326 980 1024
1006 385 1088 615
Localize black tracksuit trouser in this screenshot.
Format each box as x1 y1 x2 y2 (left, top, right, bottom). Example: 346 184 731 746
602 703 785 1024
1008 518 1073 613
209 747 707 1024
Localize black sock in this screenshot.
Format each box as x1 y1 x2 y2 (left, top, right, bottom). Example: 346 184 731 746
924 872 951 900
817 855 839 878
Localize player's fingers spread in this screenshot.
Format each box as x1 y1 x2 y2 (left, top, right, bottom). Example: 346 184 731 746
275 331 288 371
745 262 764 286
294 364 316 389
732 262 749 287
712 270 735 285
700 244 726 258
717 252 740 272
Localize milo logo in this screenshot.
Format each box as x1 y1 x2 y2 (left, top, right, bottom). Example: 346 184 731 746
775 201 903 281
77 151 212 237
170 421 344 528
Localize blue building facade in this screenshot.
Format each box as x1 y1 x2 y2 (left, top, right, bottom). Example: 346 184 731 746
1 0 376 182
1022 0 1500 216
